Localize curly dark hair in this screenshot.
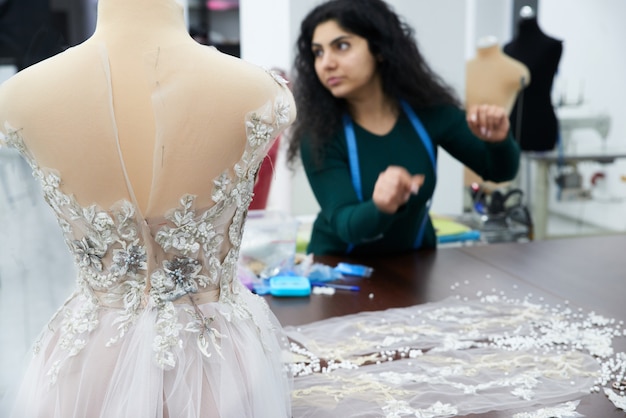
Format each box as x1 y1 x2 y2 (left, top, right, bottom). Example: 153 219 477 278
287 0 461 167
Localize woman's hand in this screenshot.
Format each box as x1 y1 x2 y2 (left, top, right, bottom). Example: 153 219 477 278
372 166 424 214
466 104 510 142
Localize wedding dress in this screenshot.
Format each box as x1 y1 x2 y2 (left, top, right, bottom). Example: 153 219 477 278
0 40 294 417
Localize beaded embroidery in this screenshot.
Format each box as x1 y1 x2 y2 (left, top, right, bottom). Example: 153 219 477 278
1 72 291 376
512 401 583 418
288 294 626 416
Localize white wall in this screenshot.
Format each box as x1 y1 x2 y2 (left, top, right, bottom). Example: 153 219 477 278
541 1 626 140
467 0 513 59
0 65 17 84
239 0 305 215
538 0 626 231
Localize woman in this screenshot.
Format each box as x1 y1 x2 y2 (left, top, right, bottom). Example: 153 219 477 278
287 0 520 256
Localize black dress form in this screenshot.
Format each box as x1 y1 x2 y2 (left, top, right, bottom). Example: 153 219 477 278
0 0 61 70
504 17 562 151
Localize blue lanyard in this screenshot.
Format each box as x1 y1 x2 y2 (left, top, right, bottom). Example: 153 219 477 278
343 100 436 252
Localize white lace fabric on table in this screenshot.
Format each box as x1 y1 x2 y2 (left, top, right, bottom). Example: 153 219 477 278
286 295 625 418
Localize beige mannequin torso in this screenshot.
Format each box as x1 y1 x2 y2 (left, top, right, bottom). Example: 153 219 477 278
0 0 295 217
465 39 530 113
464 37 529 189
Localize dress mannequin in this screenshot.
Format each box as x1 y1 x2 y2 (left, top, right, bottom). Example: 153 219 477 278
464 35 530 187
0 0 296 416
504 8 563 151
466 35 530 114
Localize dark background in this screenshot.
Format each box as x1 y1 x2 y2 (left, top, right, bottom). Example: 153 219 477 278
0 0 240 72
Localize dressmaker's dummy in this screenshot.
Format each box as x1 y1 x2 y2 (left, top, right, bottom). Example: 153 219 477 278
464 35 530 187
504 7 562 151
0 0 296 416
466 36 530 114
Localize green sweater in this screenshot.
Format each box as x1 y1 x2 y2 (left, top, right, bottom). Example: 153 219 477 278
300 104 520 256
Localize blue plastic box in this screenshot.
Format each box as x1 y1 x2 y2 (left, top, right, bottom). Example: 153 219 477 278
269 275 311 297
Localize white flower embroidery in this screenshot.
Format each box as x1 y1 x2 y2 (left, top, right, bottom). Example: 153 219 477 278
72 235 107 272
512 400 583 418
111 241 147 276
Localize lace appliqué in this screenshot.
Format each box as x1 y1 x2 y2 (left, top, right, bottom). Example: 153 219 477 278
2 126 147 381
383 400 457 418
41 292 100 386
58 197 147 351
155 194 224 260
184 308 226 359
152 302 183 369
148 194 229 369
604 387 626 411
512 400 583 418
147 94 291 368
265 68 289 87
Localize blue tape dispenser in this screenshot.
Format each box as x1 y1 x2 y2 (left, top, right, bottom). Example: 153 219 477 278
269 275 311 297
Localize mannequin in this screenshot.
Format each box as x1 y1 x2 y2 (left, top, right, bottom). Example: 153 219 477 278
519 5 535 19
464 35 530 187
504 7 563 151
466 35 530 113
0 0 296 416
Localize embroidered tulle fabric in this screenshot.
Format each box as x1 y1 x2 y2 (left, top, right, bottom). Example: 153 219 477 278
286 295 626 417
0 46 294 417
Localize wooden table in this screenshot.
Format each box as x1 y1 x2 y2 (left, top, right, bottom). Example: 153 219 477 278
265 234 626 417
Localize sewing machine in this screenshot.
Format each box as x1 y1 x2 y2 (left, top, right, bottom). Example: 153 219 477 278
521 107 626 239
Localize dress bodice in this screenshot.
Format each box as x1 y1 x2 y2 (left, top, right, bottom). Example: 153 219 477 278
1 72 291 299
0 51 293 369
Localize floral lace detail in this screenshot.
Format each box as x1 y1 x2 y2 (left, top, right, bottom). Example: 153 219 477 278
383 400 457 418
36 288 101 387
145 92 291 368
150 256 209 302
264 68 294 127
147 192 241 368
152 302 183 369
265 68 289 87
246 114 275 148
604 387 626 411
1 85 293 375
1 123 28 154
512 401 583 418
2 128 148 382
184 307 226 359
147 194 254 368
155 194 224 259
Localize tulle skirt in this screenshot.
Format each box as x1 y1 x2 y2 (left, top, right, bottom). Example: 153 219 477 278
6 289 292 418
